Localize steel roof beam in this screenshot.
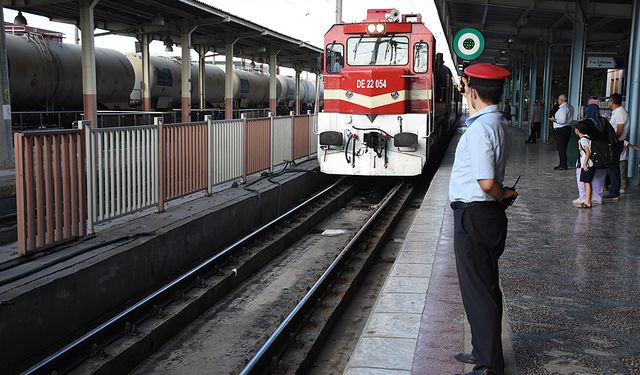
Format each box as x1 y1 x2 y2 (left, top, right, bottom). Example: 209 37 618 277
0 0 73 7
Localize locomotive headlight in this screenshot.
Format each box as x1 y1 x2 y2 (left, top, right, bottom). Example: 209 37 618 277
367 24 376 34
375 23 385 34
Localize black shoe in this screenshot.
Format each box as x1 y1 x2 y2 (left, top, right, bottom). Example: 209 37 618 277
603 194 620 199
454 368 497 375
454 352 478 364
553 166 567 170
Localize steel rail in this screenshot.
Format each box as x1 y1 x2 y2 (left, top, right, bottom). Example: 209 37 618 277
22 177 346 375
239 181 405 375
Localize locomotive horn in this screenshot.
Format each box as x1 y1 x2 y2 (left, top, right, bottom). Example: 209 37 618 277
387 9 400 21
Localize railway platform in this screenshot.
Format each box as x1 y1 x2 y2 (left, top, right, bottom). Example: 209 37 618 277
344 123 640 375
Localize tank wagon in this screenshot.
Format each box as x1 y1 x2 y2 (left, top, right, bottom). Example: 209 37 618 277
6 33 319 112
318 8 460 176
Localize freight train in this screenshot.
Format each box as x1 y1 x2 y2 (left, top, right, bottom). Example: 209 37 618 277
5 33 319 112
317 8 460 176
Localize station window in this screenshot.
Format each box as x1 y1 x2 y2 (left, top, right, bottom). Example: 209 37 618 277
326 43 344 74
346 36 409 66
413 42 428 73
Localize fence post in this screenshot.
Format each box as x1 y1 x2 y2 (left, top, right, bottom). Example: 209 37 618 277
205 114 213 195
242 113 247 184
307 109 312 158
155 117 165 213
14 132 26 254
269 112 274 172
80 120 95 235
290 110 295 161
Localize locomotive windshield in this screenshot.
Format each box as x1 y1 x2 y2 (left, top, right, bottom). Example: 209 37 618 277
347 36 409 66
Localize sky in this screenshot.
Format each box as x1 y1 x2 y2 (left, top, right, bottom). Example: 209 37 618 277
2 1 457 79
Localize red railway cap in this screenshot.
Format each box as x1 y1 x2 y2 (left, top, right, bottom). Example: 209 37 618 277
464 63 511 87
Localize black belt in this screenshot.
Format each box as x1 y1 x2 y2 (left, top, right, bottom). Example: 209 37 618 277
450 201 503 210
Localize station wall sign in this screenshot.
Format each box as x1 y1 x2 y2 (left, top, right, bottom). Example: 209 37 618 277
586 56 624 69
453 28 485 60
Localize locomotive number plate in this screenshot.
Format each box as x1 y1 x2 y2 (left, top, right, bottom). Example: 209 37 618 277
356 79 388 89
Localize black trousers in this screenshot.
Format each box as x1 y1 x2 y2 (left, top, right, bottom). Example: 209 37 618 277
554 126 571 168
453 206 507 375
526 122 540 143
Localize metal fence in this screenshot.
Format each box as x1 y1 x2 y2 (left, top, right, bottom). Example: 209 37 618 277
293 114 310 160
14 113 317 255
244 118 271 177
210 118 244 186
272 116 293 167
14 129 86 255
162 122 208 202
87 125 158 225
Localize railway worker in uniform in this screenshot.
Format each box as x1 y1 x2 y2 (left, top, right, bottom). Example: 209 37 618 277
449 63 518 375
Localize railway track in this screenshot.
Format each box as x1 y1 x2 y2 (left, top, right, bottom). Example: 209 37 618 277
23 177 415 374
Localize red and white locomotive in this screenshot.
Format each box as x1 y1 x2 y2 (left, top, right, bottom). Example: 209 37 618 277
318 8 459 176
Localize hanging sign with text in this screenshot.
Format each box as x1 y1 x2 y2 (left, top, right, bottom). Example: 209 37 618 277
586 56 617 69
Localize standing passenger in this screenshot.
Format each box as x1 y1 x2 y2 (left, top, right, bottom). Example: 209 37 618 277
525 99 542 144
450 63 518 375
574 96 605 205
603 93 629 199
549 94 574 170
502 99 511 125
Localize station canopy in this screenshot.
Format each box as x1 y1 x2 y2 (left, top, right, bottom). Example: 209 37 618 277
436 0 633 69
2 0 322 71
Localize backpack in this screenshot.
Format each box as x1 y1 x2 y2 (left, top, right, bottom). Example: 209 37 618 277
583 116 616 169
589 139 613 169
587 116 617 144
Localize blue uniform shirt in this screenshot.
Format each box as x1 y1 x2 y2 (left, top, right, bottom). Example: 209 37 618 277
449 104 507 202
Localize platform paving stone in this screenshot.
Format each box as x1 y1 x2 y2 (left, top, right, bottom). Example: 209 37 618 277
396 250 435 265
375 292 427 314
363 312 422 339
344 368 410 375
384 276 430 294
348 337 417 371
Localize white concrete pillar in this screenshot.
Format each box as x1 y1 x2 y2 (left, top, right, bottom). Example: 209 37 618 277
528 44 538 129
517 53 525 129
568 7 586 120
79 0 99 128
625 0 640 181
141 33 151 111
225 40 234 120
0 6 14 168
541 34 553 143
295 69 301 115
269 51 277 115
181 30 191 123
198 46 207 110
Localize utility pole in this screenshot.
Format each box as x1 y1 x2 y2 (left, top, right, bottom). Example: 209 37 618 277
0 6 14 169
336 0 342 24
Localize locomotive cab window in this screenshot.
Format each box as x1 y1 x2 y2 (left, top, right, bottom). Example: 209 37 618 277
326 43 344 74
413 43 428 73
347 36 409 66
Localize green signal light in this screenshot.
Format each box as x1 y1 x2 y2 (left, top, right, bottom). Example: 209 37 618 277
463 38 475 50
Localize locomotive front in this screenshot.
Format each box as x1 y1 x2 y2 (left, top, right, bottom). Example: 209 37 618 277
318 9 436 176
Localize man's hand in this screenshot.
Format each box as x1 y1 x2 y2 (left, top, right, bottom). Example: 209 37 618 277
501 187 519 207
